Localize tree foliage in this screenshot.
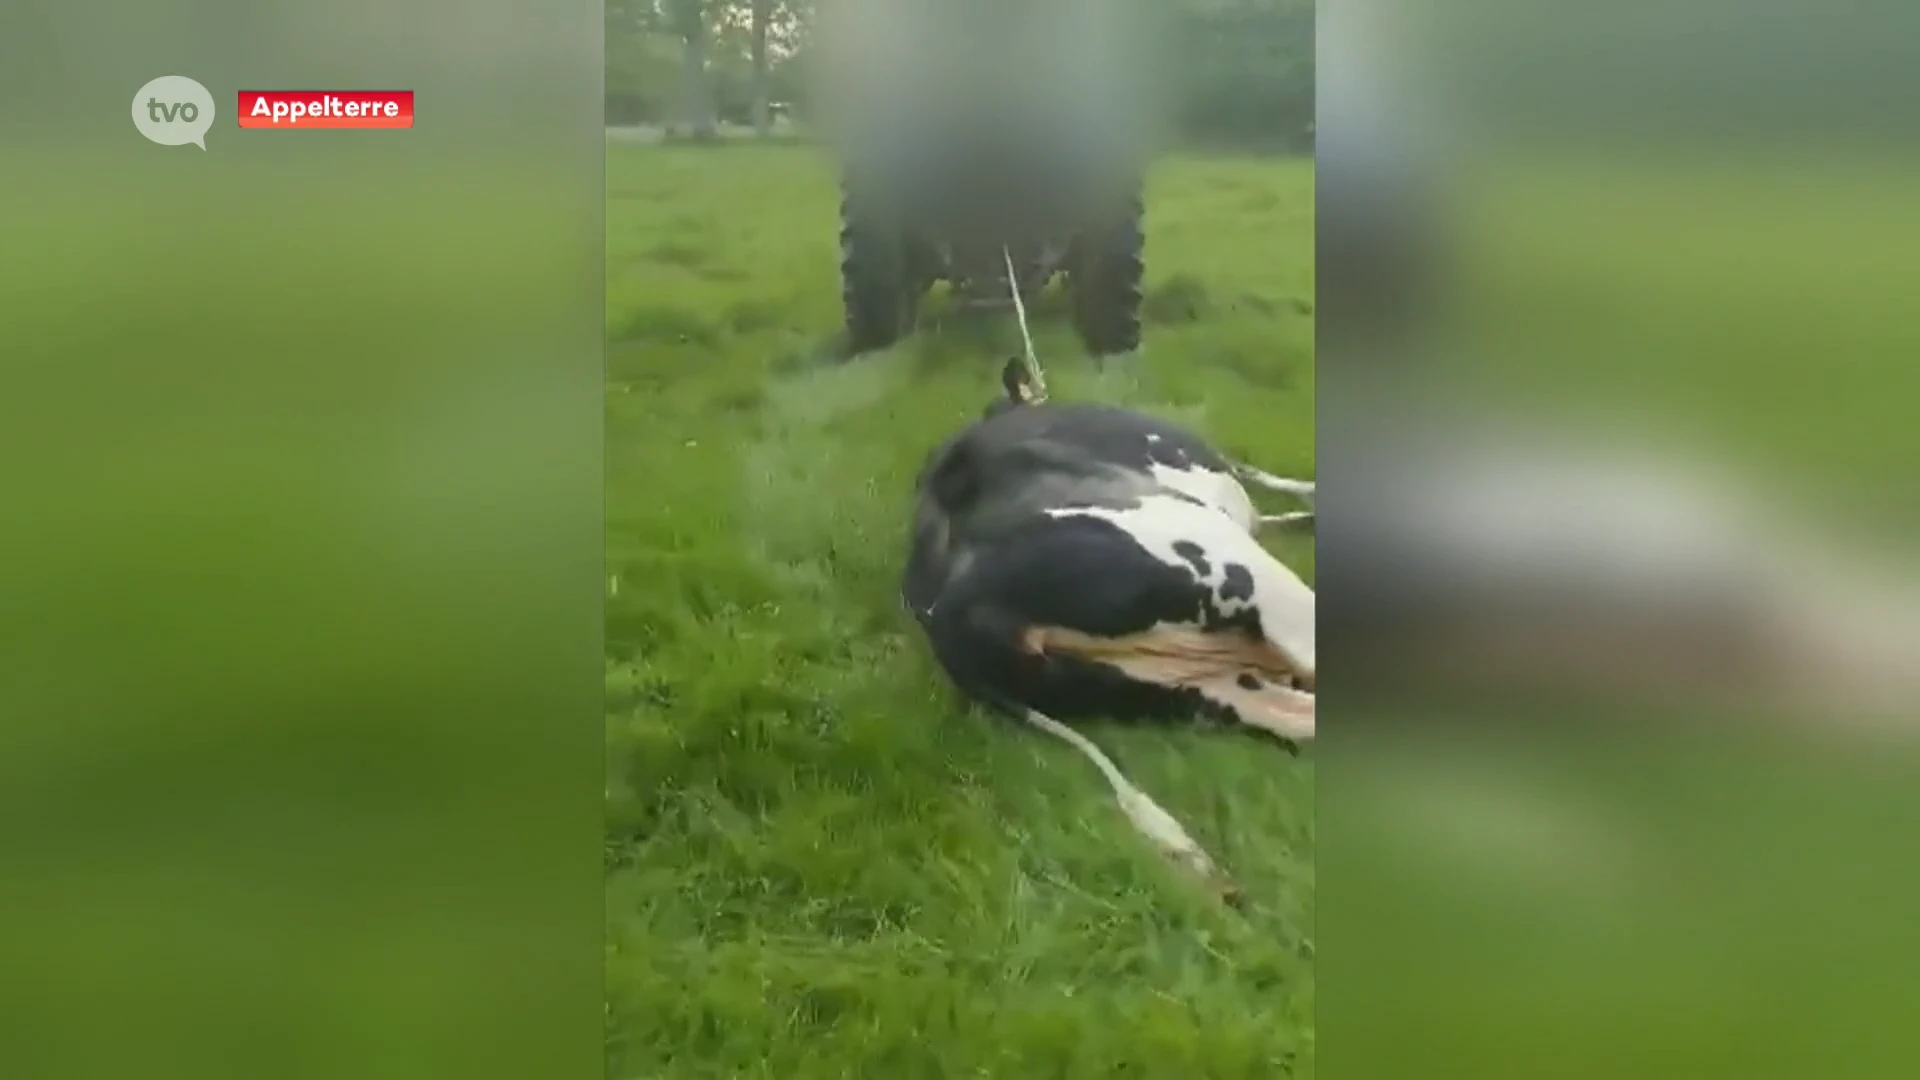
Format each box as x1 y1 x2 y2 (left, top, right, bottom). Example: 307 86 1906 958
607 0 1312 148
1169 0 1315 146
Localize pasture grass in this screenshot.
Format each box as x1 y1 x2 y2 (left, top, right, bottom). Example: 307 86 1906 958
605 142 1315 1078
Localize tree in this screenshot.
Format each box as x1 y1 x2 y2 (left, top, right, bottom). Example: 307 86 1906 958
606 0 1315 147
750 0 773 134
1170 0 1315 147
668 0 717 139
606 0 681 124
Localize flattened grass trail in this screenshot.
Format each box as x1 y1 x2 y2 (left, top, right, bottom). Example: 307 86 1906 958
605 142 1315 1079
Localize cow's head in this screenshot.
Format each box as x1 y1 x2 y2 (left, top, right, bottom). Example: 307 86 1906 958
983 355 1043 418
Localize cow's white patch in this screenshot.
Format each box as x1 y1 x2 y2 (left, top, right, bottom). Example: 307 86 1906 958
1146 461 1258 534
1047 493 1315 675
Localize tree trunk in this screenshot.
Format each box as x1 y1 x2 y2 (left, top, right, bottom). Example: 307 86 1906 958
679 7 715 139
750 0 772 136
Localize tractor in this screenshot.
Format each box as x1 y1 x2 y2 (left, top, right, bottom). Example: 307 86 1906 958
813 0 1154 357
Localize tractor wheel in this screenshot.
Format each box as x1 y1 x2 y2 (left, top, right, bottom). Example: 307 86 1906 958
839 180 917 356
1068 182 1145 356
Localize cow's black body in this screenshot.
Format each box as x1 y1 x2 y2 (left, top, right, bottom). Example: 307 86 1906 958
903 398 1265 727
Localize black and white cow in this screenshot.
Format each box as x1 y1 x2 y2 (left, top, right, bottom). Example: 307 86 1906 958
903 360 1315 897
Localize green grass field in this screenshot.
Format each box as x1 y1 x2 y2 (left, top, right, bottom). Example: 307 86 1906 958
604 142 1315 1078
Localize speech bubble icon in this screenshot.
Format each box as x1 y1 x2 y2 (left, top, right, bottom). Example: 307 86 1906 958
132 76 216 150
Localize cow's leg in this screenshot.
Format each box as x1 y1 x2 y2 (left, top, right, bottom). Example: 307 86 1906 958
1257 510 1314 531
1233 464 1315 504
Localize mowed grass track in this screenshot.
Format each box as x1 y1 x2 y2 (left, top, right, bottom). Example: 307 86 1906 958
604 143 1315 1079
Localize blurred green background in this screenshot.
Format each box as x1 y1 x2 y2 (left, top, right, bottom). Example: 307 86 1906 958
1 3 604 1078
1324 3 1920 1078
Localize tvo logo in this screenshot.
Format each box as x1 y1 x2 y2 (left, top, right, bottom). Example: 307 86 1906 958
132 76 215 149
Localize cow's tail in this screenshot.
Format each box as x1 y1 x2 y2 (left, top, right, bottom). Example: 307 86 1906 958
1017 708 1238 903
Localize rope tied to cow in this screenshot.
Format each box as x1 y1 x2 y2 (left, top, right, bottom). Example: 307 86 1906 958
1002 246 1048 404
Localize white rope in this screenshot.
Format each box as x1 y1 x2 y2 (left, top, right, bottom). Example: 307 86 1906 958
1002 247 1048 403
1017 708 1224 889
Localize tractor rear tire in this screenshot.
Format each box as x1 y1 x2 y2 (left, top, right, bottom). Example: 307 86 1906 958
840 180 917 356
1068 183 1145 356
